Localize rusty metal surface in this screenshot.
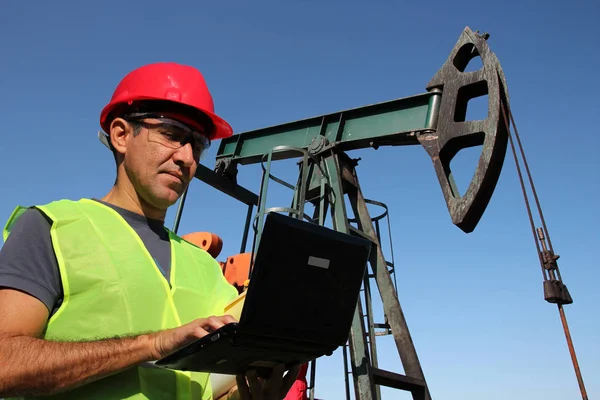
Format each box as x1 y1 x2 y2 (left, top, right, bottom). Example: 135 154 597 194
558 305 589 400
418 26 510 233
371 368 426 398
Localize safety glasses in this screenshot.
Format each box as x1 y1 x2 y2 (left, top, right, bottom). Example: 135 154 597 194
126 114 211 162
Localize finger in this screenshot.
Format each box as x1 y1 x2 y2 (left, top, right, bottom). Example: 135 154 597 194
236 374 252 400
181 317 209 334
220 314 238 324
280 364 302 397
202 316 228 332
187 326 210 341
246 369 263 399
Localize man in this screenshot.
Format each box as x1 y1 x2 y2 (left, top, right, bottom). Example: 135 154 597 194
0 62 299 399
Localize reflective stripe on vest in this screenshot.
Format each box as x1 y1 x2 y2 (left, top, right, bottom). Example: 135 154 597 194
3 198 238 400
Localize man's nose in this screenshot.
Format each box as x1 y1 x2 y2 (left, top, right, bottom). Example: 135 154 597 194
173 142 195 167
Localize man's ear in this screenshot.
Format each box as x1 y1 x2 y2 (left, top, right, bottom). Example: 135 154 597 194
109 118 129 157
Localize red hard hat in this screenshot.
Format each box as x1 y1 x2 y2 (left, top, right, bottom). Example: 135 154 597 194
100 62 233 140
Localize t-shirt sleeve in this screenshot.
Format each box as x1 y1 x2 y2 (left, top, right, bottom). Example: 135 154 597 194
0 207 62 313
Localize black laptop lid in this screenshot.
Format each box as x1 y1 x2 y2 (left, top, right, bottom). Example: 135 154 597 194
238 212 371 347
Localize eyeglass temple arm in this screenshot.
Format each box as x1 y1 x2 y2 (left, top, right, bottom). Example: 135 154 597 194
98 131 111 150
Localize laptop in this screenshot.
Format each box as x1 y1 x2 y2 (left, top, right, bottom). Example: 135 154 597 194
156 211 372 377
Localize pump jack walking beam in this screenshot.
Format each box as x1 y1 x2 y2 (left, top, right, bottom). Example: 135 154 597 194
214 27 509 235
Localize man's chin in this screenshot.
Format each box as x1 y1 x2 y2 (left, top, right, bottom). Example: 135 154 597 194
156 186 186 207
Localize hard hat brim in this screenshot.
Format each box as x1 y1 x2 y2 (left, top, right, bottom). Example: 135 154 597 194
100 96 234 141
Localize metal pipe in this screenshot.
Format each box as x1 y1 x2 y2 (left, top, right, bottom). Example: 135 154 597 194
172 186 189 234
558 305 588 400
309 360 316 400
240 204 253 253
342 344 352 400
425 88 442 131
363 272 382 400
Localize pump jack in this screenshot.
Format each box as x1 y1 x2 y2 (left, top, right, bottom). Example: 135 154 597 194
100 26 587 400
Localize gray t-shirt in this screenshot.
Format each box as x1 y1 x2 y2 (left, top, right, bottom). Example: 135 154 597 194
0 199 172 315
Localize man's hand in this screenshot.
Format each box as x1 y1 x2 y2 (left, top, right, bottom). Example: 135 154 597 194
148 315 238 360
234 364 301 400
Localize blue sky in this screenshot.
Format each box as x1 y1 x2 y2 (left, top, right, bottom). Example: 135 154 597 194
1 1 598 399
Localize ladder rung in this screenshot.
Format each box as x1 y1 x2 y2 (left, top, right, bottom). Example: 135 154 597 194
373 323 390 330
371 368 426 393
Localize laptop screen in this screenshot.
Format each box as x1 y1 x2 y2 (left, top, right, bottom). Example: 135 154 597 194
239 212 371 347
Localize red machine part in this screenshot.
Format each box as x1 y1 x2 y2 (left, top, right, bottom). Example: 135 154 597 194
181 231 251 292
221 253 252 293
284 363 309 400
181 232 224 259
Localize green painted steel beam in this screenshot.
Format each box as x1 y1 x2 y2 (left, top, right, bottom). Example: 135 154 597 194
216 92 438 166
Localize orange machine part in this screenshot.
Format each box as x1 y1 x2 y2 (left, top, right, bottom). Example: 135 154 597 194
181 232 224 259
222 253 252 293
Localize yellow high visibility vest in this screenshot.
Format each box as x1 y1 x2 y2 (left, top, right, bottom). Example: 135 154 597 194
3 198 238 400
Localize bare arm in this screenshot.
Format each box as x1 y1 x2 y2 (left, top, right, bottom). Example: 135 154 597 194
0 327 153 397
0 288 236 397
